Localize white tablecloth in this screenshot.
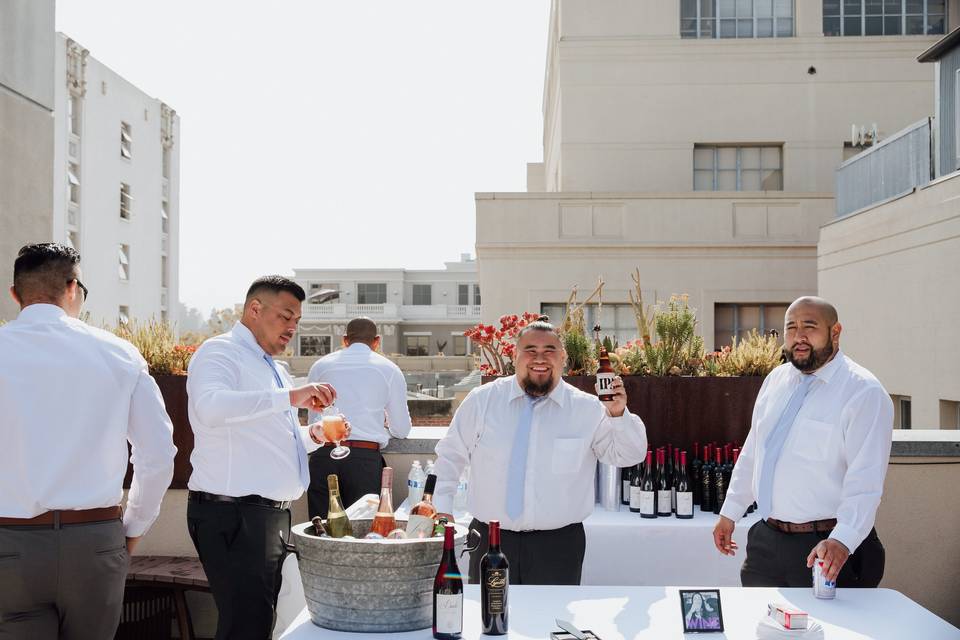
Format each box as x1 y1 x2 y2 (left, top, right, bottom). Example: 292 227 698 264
396 499 756 586
280 585 960 639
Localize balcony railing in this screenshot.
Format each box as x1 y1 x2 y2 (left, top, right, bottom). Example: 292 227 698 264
302 303 480 321
836 118 933 218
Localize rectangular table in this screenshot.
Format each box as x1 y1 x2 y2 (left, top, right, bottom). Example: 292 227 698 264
280 585 960 639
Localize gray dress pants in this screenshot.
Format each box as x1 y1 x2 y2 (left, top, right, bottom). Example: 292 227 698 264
0 519 128 640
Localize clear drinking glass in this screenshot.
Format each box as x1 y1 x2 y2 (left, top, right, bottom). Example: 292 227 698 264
321 405 350 460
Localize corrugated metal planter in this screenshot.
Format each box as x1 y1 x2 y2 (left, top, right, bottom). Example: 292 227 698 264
290 519 469 633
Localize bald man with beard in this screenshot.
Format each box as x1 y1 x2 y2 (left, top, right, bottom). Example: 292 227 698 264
712 297 893 588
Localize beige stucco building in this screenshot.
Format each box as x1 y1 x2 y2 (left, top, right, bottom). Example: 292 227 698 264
477 0 955 352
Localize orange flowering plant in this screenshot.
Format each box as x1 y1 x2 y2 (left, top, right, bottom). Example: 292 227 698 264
464 311 542 376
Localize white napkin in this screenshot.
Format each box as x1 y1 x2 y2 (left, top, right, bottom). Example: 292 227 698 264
345 493 381 520
756 616 824 640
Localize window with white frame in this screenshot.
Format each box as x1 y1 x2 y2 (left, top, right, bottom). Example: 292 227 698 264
118 305 130 326
161 200 169 233
120 183 132 219
682 0 794 38
453 335 468 356
412 284 432 306
161 255 168 288
474 285 481 307
405 335 430 356
891 394 912 429
540 304 637 347
458 284 470 306
713 303 788 349
68 163 81 205
357 283 387 304
68 96 81 136
120 122 132 159
300 335 332 357
823 0 945 36
162 146 171 179
118 244 130 281
694 145 783 191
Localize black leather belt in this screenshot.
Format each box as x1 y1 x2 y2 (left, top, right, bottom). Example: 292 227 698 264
188 491 290 510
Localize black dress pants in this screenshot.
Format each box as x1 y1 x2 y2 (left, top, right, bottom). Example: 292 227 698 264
467 519 586 585
741 519 885 588
307 446 385 519
187 500 290 640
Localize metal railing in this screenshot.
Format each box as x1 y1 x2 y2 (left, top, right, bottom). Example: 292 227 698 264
836 118 934 218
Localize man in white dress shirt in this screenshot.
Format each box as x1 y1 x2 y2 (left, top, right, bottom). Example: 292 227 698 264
186 276 342 640
306 317 412 519
713 297 893 588
0 243 177 639
433 316 647 585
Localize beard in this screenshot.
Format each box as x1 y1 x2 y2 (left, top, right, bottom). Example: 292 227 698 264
520 372 556 397
784 339 835 372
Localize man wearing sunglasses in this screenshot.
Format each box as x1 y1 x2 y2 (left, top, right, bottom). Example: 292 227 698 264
0 243 177 639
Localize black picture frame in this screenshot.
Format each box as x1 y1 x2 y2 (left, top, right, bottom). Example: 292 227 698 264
679 589 724 633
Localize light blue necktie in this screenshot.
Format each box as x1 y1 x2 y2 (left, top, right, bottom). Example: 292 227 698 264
264 354 310 488
506 395 544 520
757 374 815 519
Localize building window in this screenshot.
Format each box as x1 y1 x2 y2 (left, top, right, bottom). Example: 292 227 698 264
891 395 912 429
474 285 481 307
161 201 169 233
161 256 168 288
357 283 387 304
682 0 794 38
300 335 332 357
405 335 430 356
694 145 783 191
713 303 789 350
67 163 81 205
118 305 130 326
162 146 171 179
823 0 945 36
120 183 132 219
458 284 470 306
412 284 432 306
940 400 960 429
120 122 132 159
118 244 130 281
453 335 468 356
541 303 637 347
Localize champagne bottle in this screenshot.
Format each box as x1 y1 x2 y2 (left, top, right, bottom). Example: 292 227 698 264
690 441 703 506
480 520 509 635
676 451 693 519
656 448 672 516
713 448 727 515
370 467 397 537
639 450 656 518
433 524 463 639
324 474 353 538
407 473 439 538
700 445 715 513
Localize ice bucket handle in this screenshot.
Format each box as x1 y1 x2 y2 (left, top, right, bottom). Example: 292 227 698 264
279 530 297 556
460 528 482 559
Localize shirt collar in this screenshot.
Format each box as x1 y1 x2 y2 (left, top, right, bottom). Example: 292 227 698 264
231 321 269 359
345 342 371 353
14 303 68 324
788 349 846 385
509 375 568 408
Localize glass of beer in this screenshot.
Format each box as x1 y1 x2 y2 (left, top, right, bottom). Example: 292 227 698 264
321 406 350 460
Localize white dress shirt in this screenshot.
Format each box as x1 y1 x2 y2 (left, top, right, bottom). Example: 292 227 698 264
187 322 320 501
0 304 176 537
433 375 647 531
307 343 412 446
721 351 894 553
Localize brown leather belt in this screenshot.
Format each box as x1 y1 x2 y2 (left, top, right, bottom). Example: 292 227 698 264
323 439 380 451
0 506 122 528
765 517 837 534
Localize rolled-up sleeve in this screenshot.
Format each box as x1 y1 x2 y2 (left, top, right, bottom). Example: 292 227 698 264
433 389 480 515
124 367 177 537
829 385 894 553
187 343 290 427
385 370 412 440
591 406 647 468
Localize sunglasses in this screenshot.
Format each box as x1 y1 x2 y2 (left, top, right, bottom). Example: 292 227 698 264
69 278 89 301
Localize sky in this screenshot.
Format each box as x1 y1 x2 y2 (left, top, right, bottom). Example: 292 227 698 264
55 1 550 314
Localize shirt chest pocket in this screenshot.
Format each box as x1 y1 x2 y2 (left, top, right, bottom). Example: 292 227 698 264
551 437 586 474
789 418 837 461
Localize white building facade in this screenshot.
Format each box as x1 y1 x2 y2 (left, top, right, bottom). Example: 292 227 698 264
292 255 481 357
477 0 954 351
51 34 180 327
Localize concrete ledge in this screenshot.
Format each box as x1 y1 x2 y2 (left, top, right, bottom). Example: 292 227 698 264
383 428 960 457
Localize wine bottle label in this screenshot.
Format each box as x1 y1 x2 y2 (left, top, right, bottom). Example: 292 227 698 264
435 593 463 633
406 514 435 538
657 490 672 514
484 569 507 614
677 492 693 516
629 486 643 509
639 490 655 514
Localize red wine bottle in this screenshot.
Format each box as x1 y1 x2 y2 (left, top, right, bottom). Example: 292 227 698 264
712 448 727 515
656 448 672 516
639 450 656 518
480 520 509 635
433 524 463 639
671 447 680 513
690 442 703 507
621 467 631 506
700 445 715 513
676 451 693 519
628 462 643 513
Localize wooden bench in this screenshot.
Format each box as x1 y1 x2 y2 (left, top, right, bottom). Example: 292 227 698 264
120 556 209 640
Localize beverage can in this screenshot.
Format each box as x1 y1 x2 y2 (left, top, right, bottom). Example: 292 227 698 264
812 559 836 599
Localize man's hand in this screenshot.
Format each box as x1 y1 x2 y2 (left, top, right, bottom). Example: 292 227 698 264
308 419 352 445
604 376 627 418
126 536 141 555
289 383 336 411
806 538 850 583
713 516 739 556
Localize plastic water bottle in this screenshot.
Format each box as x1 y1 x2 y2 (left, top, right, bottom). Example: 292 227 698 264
425 459 435 477
454 466 469 513
407 461 425 505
